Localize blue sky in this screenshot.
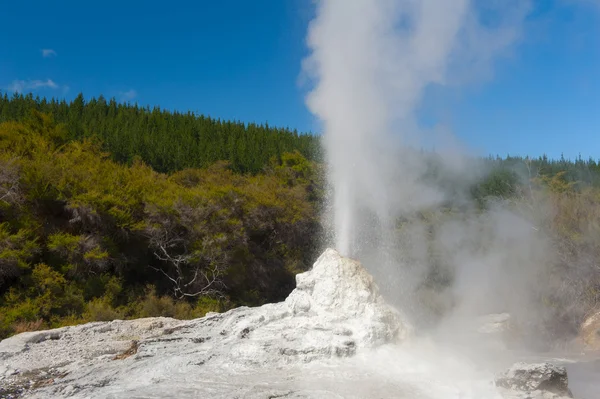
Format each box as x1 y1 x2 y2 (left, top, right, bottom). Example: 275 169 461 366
1 0 599 160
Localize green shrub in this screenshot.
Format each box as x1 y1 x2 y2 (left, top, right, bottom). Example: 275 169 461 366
85 298 124 322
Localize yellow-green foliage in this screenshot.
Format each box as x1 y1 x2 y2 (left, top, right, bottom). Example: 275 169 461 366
47 232 83 255
0 223 39 282
0 114 321 338
135 286 195 319
85 298 125 322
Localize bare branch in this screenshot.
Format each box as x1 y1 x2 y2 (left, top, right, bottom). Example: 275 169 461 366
145 222 227 300
0 158 23 206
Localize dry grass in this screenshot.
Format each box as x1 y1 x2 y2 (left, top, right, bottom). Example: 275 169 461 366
12 319 45 334
113 340 139 360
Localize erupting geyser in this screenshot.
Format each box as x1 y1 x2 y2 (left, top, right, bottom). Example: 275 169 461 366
0 250 577 398
0 1 593 398
0 249 414 398
303 0 530 258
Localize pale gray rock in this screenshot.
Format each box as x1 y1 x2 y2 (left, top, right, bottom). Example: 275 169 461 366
0 249 411 398
0 249 587 399
496 362 573 399
478 313 512 335
579 311 600 352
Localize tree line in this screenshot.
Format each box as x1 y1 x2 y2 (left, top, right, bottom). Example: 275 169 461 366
0 111 322 338
0 93 599 344
0 92 320 174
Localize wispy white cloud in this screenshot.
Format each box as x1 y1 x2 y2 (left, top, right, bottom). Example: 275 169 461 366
6 79 60 93
41 49 57 58
119 89 137 102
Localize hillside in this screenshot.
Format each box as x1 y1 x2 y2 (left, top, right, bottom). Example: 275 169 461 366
0 95 599 344
0 92 320 174
0 109 322 339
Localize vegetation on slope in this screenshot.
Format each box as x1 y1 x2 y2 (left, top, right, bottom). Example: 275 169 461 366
0 94 598 345
0 92 320 174
0 111 322 338
414 171 600 341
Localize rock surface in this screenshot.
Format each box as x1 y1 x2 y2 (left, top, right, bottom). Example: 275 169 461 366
0 249 586 399
579 312 600 352
496 362 573 399
0 249 411 398
478 313 512 335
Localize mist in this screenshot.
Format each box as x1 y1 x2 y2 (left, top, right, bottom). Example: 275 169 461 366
304 0 531 253
301 0 573 346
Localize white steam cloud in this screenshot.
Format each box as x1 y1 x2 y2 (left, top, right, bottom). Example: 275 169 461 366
304 0 530 257
300 0 575 351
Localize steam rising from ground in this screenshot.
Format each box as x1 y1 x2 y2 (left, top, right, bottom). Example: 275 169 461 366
302 0 560 339
304 0 530 256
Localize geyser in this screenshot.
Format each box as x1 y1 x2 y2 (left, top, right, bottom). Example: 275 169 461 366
298 2 592 397
0 249 414 398
302 0 555 347
0 250 578 399
303 0 530 258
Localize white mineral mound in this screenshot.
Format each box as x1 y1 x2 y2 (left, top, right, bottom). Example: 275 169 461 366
0 249 411 398
0 249 579 399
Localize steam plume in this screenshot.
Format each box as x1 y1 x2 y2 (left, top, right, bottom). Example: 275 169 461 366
304 0 530 257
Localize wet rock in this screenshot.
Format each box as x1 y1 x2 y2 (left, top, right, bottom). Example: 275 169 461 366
496 362 573 399
477 313 511 335
579 311 600 352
